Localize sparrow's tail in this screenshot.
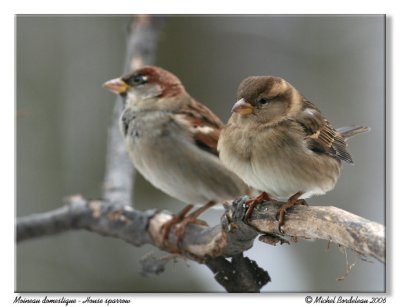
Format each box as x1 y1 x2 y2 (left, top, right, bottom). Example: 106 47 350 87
337 126 370 139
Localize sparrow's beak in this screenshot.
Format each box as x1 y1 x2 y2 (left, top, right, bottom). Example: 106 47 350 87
231 98 254 115
103 78 129 94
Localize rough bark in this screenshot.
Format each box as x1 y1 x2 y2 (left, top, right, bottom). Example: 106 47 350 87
17 196 385 264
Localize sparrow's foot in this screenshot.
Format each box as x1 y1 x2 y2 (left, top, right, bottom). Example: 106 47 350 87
276 191 307 233
174 201 215 243
160 202 215 247
245 192 276 222
174 216 208 242
160 204 194 243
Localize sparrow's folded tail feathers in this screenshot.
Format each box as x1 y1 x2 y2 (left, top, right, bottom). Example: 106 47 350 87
306 122 354 164
295 99 354 164
337 126 370 139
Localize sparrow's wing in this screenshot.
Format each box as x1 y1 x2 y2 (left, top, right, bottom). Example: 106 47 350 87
297 99 354 164
174 100 224 157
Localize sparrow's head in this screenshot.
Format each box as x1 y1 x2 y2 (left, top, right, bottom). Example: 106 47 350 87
103 66 187 111
232 76 301 124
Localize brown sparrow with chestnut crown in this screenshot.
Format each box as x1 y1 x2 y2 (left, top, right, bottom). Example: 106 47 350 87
103 66 250 241
218 75 369 231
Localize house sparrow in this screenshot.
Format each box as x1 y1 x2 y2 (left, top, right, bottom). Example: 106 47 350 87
218 75 369 231
103 66 250 241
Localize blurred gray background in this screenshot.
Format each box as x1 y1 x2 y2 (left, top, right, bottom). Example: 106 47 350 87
16 15 385 292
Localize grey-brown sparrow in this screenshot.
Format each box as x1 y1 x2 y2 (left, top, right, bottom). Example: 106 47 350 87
103 66 250 240
218 75 369 231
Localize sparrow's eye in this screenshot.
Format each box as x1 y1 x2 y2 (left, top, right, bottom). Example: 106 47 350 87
257 98 270 105
129 74 148 86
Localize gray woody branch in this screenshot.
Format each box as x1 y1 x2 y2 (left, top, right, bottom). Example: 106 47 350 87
16 195 385 263
103 15 163 205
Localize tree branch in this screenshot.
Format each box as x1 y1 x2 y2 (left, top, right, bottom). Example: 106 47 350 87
16 196 385 264
247 200 385 263
103 16 163 205
205 254 271 293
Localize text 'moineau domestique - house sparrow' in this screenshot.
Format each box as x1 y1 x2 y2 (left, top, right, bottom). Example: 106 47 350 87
218 75 369 231
103 66 250 241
